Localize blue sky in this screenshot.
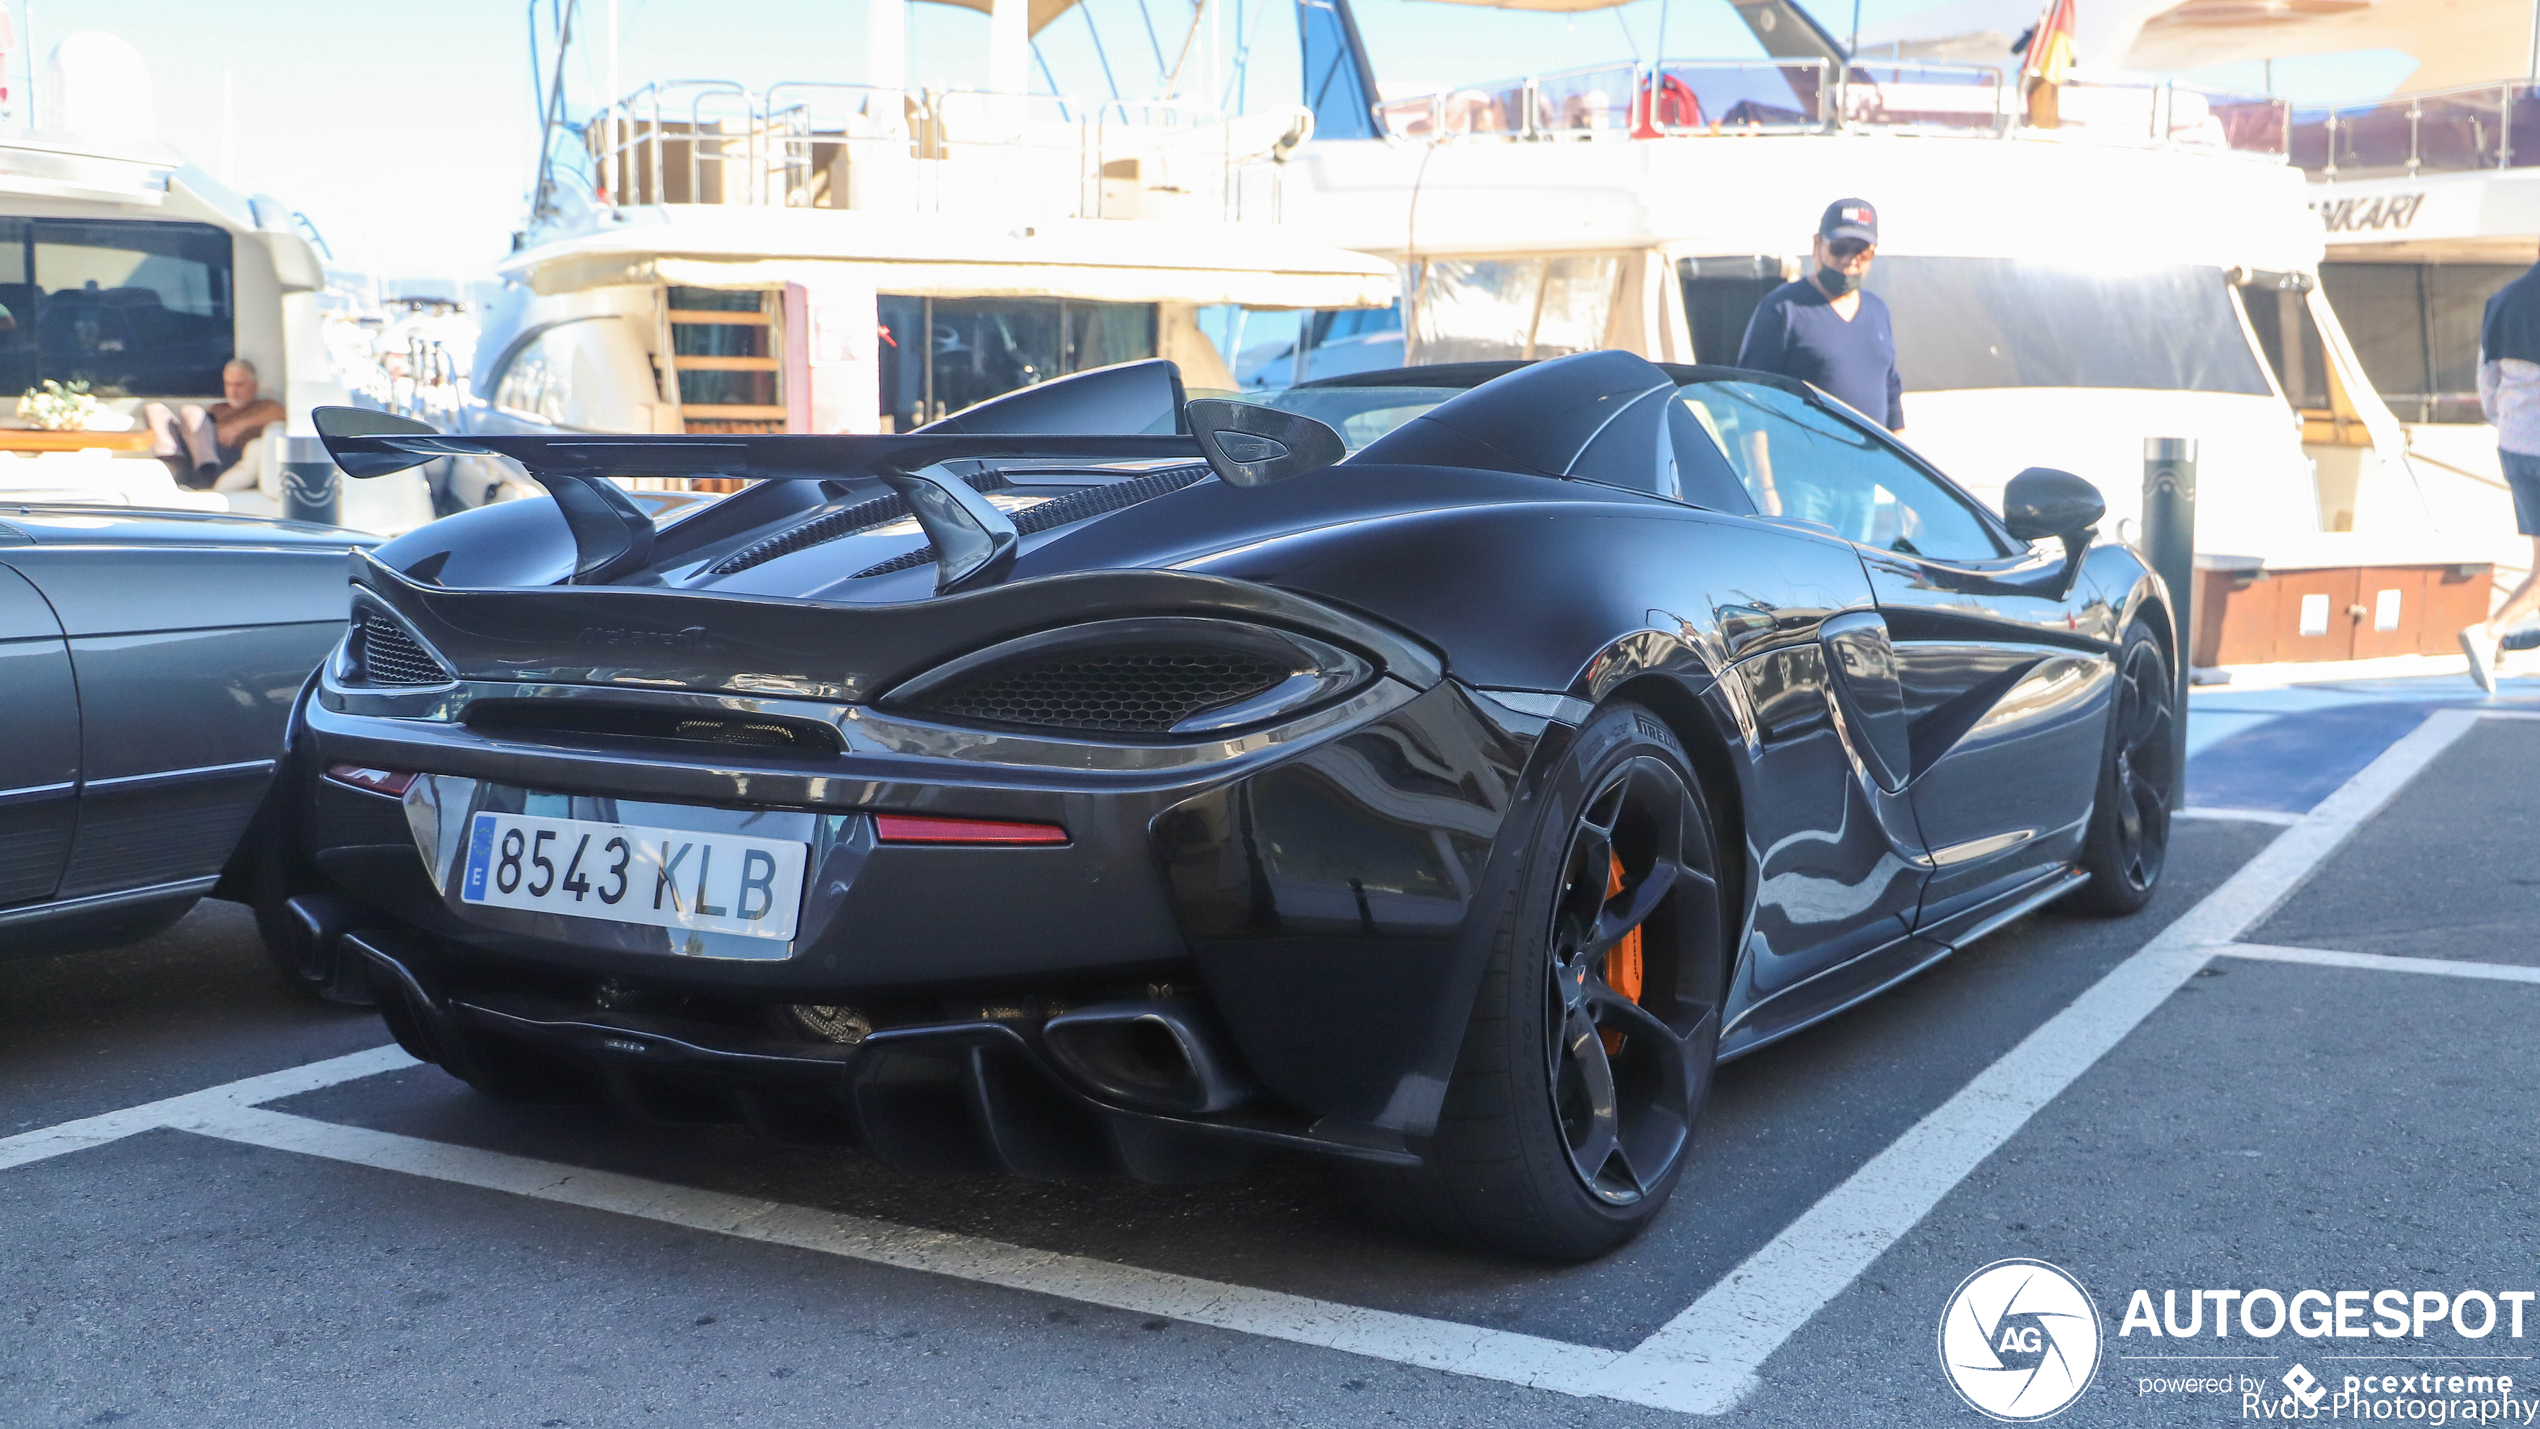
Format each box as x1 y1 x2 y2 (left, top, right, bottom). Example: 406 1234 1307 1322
40 0 2423 282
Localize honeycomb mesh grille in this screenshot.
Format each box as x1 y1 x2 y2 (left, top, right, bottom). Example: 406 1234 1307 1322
355 611 450 685
920 647 1291 734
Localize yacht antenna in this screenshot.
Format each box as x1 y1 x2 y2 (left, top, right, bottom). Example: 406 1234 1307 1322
605 0 620 208
1131 0 1170 87
1164 0 1207 98
530 0 578 224
1654 0 1670 92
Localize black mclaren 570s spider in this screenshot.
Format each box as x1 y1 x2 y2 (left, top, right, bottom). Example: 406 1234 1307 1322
274 350 2176 1259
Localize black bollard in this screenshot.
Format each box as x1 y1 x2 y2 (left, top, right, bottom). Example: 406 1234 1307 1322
2142 438 2197 771
283 435 342 527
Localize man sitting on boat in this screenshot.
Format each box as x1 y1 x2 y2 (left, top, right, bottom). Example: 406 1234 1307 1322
143 358 285 490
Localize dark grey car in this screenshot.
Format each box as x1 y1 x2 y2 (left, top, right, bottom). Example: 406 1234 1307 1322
0 505 375 965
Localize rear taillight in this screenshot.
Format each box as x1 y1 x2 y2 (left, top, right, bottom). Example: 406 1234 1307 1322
873 813 1068 845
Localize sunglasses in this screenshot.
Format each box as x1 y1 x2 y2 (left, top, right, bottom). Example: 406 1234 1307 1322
1825 239 1873 260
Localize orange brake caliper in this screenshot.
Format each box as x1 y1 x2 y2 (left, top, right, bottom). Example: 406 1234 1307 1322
1602 853 1644 1053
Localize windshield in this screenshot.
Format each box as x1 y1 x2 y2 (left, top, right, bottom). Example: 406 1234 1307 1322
1863 258 2272 395
0 218 236 398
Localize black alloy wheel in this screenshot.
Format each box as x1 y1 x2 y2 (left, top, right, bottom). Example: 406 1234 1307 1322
2071 622 2176 914
1543 759 1699 1207
1359 701 1730 1260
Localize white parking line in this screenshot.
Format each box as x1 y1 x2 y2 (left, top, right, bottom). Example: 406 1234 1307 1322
177 1104 1630 1399
0 1044 415 1173
1599 707 2486 1414
2175 806 2304 826
0 711 2509 1418
2217 941 2540 987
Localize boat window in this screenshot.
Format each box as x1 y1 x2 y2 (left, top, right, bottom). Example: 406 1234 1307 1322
666 288 781 430
1861 257 2273 396
0 218 234 398
877 296 1158 431
490 321 599 427
1676 378 2008 560
1407 255 1622 365
2319 262 2525 424
2238 283 2330 411
1226 385 1457 452
1678 256 1785 366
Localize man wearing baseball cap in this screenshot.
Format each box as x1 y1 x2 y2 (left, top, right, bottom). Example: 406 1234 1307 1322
1735 198 1904 432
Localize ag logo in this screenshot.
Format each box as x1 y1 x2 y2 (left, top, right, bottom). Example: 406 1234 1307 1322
1938 1259 2102 1420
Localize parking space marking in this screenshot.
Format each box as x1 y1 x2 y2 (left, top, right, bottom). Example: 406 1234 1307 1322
0 1044 415 1173
8 716 2516 1418
2217 942 2540 987
1605 707 2487 1415
171 1104 1633 1401
2176 807 2304 826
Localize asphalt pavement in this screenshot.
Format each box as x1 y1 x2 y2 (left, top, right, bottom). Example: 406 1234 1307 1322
5 675 2536 1428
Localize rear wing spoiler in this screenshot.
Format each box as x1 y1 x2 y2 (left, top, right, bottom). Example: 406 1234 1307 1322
313 411 1204 590
312 359 1341 592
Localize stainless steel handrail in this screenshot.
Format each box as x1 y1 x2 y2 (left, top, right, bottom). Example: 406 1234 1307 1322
1374 54 2284 159
2293 80 2538 179
577 79 1241 217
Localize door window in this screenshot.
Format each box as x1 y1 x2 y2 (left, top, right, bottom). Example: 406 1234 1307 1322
1677 379 2008 561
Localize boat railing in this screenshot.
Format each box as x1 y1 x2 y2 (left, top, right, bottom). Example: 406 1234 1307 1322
563 79 1289 223
2290 81 2540 180
1374 57 2288 159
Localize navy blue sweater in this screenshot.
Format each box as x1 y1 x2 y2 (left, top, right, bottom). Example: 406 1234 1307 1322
1735 279 1905 431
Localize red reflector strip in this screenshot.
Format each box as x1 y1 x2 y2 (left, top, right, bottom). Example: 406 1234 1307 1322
325 763 418 797
873 813 1068 845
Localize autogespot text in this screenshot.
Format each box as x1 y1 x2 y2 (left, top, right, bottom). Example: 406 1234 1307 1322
2117 1287 2540 1421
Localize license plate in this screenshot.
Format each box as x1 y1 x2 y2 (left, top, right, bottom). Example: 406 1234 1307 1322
460 811 808 941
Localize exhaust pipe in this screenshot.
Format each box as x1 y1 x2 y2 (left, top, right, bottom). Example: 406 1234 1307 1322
1042 1000 1253 1115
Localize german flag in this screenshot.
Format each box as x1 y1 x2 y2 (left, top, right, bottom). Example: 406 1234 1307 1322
2020 0 2077 128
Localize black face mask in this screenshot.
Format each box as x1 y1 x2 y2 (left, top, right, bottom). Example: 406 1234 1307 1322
1816 265 1857 297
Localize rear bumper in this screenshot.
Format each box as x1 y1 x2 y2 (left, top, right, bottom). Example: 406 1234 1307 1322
293 674 1552 1143
347 929 1418 1181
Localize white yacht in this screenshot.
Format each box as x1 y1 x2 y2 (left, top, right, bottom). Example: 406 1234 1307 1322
446 0 1394 497
1274 0 2488 665
0 31 432 531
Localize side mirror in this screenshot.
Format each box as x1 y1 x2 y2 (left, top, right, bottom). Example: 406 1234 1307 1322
2002 467 2104 543
1184 399 1346 488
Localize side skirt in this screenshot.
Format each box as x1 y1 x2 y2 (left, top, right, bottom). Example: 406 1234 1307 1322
1715 865 2090 1062
0 877 217 961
